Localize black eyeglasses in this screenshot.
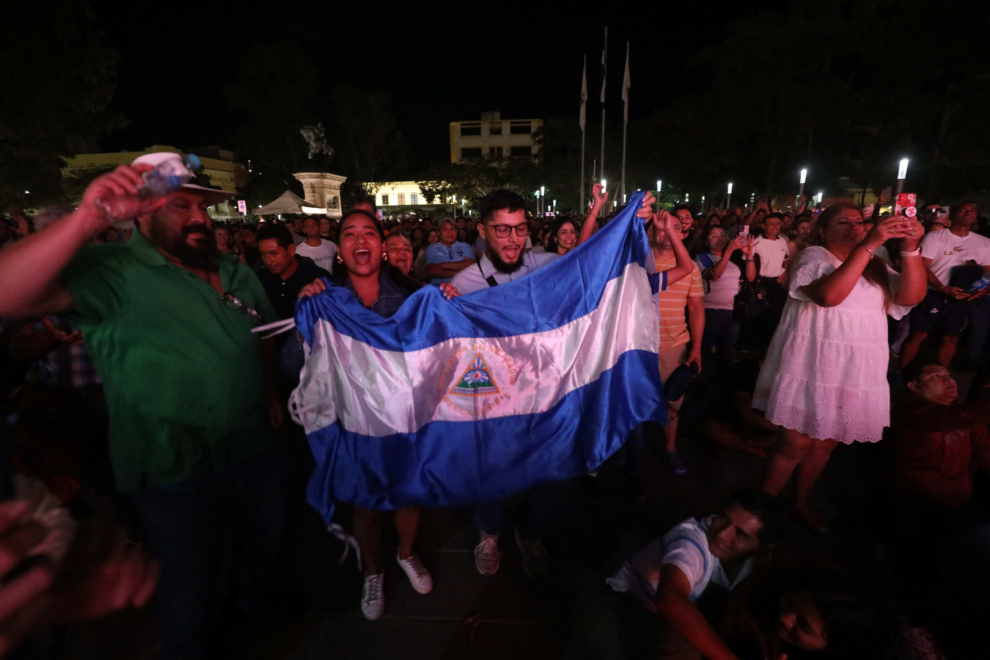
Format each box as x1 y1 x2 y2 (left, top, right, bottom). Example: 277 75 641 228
489 224 530 238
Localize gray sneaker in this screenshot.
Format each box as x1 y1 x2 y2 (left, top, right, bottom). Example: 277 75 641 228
474 533 500 575
514 527 548 580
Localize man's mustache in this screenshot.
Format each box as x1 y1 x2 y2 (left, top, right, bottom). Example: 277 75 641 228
183 225 209 237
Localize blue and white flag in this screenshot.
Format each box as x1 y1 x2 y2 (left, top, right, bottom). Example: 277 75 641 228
291 192 665 523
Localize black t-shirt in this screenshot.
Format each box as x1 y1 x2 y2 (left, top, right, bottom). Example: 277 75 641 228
256 257 329 320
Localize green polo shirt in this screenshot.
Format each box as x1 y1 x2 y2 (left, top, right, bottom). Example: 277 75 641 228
64 231 279 493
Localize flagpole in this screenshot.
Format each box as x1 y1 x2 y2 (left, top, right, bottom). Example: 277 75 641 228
599 26 608 218
620 41 630 205
579 54 587 212
591 158 597 208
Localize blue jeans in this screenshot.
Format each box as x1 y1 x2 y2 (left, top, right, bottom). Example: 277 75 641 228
474 480 564 539
966 296 990 363
701 308 740 371
132 450 283 660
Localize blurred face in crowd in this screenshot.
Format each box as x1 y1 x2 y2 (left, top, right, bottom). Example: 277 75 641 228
214 226 230 248
284 219 296 233
706 227 728 253
427 229 439 244
439 220 457 246
258 237 296 277
819 207 866 250
339 213 384 278
319 218 331 236
303 218 321 238
456 217 465 229
706 503 764 561
385 234 414 276
950 203 977 230
908 365 958 405
765 215 782 239
777 591 828 651
457 228 468 242
241 227 257 247
794 220 812 240
481 208 529 273
141 190 217 271
675 210 693 235
919 204 939 225
556 221 578 252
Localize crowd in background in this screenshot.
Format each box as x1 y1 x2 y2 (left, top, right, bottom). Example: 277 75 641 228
0 168 989 660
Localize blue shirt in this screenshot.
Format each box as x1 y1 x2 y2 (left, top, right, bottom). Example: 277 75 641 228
425 241 474 284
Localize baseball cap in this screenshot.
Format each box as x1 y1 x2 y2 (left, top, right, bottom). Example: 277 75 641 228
132 152 233 206
438 217 456 230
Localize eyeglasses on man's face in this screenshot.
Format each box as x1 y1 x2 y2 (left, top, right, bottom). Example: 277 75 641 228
489 223 530 239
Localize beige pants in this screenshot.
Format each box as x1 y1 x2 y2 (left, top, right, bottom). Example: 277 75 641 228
658 344 690 410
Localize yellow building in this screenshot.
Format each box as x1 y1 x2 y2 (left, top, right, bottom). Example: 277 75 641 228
62 145 247 218
449 112 542 163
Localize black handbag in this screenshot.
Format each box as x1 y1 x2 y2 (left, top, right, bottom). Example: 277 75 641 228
733 278 770 322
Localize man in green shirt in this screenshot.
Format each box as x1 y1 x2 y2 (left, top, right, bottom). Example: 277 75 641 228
0 155 285 660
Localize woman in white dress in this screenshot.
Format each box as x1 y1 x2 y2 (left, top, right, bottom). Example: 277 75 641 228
753 203 926 531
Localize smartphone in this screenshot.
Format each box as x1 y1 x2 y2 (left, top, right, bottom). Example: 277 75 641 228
742 225 750 235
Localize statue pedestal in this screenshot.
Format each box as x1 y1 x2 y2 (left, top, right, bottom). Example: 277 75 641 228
293 172 348 217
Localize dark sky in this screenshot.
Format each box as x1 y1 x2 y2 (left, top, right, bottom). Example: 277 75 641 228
92 0 781 171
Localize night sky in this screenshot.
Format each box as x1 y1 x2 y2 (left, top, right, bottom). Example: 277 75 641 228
92 0 784 171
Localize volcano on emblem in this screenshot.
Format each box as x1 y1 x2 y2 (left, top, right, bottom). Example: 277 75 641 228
450 353 500 396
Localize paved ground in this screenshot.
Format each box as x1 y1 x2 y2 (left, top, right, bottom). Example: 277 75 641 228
57 417 891 660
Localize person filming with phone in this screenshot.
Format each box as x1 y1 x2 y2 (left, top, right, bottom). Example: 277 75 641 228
900 202 990 371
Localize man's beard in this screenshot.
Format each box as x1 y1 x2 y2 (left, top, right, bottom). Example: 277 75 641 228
147 219 219 271
487 247 523 274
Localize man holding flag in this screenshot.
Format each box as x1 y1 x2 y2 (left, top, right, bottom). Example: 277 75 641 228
452 188 694 579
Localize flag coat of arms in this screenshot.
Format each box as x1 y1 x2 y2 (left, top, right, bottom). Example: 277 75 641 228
291 192 666 523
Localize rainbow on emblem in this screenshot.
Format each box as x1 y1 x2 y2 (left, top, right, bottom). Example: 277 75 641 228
450 354 500 396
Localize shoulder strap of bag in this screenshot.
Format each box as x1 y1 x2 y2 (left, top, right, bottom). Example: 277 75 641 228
476 256 499 288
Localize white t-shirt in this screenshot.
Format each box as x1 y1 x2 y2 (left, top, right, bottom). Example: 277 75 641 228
753 235 790 278
605 516 755 610
295 239 337 273
919 229 990 288
695 253 742 311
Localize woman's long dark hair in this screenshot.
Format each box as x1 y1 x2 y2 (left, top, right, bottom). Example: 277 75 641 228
545 217 579 254
812 202 891 308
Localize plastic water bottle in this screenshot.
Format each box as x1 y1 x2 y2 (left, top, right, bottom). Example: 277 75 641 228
965 273 990 294
95 154 201 224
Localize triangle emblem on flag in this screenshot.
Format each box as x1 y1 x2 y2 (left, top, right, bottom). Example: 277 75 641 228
450 353 500 397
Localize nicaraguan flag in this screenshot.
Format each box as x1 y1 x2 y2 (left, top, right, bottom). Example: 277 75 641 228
290 192 665 523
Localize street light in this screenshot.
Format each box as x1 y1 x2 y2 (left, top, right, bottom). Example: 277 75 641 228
726 182 733 209
798 168 807 206
816 192 824 204
896 158 909 201
657 179 662 193
601 179 607 191
685 193 690 203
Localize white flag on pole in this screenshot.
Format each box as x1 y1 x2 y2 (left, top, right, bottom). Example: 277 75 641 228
580 57 588 131
622 42 631 122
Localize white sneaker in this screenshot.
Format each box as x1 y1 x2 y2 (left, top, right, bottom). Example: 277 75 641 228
361 573 384 620
397 553 433 594
474 533 500 575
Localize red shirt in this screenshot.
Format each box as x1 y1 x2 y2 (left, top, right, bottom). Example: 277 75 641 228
888 395 990 507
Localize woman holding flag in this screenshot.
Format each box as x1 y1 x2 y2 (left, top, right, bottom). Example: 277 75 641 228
299 209 459 620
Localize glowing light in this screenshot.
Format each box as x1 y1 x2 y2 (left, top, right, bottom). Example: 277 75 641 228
898 159 909 180
727 183 733 194
800 169 807 184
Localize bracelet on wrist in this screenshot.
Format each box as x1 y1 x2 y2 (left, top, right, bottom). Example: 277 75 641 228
900 248 921 257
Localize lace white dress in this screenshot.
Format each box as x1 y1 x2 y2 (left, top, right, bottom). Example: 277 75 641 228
753 246 914 444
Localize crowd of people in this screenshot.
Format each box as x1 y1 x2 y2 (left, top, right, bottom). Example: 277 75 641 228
0 154 988 660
